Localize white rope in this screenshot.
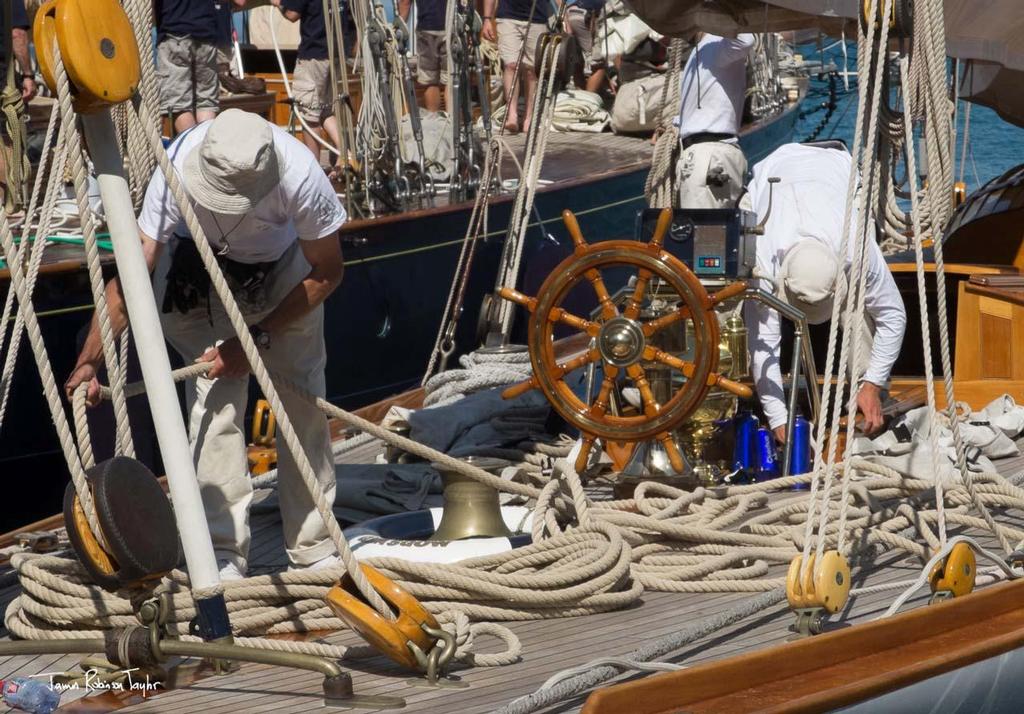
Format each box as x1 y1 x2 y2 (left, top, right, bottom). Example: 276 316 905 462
899 56 947 546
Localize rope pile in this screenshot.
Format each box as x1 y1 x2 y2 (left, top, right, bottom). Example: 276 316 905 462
10 448 1024 647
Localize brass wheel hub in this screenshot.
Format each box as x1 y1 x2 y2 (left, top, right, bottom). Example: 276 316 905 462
598 316 646 367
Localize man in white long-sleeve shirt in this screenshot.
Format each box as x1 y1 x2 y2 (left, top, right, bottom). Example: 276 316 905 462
675 32 755 208
744 143 906 442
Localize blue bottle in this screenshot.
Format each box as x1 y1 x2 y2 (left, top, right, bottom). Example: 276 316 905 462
756 427 779 481
1 678 61 714
790 412 812 490
732 411 758 480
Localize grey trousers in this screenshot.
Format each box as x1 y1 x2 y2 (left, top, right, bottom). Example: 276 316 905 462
154 241 337 571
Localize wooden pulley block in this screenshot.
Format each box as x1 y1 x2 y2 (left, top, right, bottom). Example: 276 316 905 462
861 0 913 38
786 550 851 614
34 0 140 112
325 564 441 670
498 208 753 473
532 32 579 92
31 1 60 96
928 542 976 599
63 457 180 592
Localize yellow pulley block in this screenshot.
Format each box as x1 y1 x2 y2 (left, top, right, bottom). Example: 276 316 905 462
325 564 442 671
33 0 140 112
67 491 121 590
928 541 976 600
786 550 851 614
32 1 60 95
861 0 912 38
251 399 277 447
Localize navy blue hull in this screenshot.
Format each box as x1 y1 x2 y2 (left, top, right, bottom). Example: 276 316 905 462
0 112 799 530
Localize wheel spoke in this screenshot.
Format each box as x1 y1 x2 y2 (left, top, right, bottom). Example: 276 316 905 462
552 349 599 379
623 268 653 320
500 286 599 336
645 346 753 399
657 431 686 472
588 366 619 418
708 280 749 307
648 207 673 250
585 268 618 320
641 305 692 337
502 376 540 399
574 435 595 473
625 364 661 418
547 306 600 336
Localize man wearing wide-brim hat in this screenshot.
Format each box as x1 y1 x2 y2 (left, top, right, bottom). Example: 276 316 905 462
744 142 907 444
65 109 347 579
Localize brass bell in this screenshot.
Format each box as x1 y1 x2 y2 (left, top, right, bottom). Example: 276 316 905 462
431 457 514 541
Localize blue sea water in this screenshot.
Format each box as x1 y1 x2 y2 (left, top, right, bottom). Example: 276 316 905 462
793 42 1024 194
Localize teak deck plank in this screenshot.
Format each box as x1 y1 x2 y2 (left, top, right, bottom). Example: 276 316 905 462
2 432 1022 713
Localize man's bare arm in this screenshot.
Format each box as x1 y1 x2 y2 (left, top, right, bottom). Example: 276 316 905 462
12 28 36 102
259 234 344 335
200 235 344 379
65 235 164 402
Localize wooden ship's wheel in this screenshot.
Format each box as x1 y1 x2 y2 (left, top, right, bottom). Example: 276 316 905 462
499 208 753 473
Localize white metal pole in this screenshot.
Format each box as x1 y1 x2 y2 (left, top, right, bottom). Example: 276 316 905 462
80 111 230 640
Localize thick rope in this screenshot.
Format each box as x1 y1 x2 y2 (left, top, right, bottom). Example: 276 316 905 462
53 50 135 460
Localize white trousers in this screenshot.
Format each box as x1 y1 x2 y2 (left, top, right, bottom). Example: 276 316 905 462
155 241 336 571
676 140 747 209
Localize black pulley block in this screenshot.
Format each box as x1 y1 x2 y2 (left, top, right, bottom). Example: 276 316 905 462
64 457 179 591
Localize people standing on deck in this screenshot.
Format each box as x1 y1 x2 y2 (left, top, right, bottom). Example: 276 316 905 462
272 0 342 160
675 32 754 208
214 0 263 94
65 110 347 579
745 143 907 442
6 0 35 104
481 0 550 133
0 0 35 212
398 0 449 113
562 0 605 92
155 0 222 134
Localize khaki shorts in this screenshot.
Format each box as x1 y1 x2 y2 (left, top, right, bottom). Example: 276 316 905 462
417 31 449 86
496 18 546 69
293 57 332 125
157 35 219 115
565 6 593 70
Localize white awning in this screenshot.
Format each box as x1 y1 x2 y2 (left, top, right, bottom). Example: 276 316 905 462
620 0 858 38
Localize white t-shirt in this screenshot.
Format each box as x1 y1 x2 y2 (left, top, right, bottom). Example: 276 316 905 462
744 143 907 429
675 33 755 141
138 122 347 264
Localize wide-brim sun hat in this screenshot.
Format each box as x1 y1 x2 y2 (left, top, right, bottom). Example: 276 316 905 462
183 108 282 215
777 240 847 325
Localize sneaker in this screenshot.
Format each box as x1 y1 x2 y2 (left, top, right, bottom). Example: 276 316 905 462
288 553 341 573
218 559 246 581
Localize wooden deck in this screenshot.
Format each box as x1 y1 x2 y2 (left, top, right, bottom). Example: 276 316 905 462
2 439 1023 714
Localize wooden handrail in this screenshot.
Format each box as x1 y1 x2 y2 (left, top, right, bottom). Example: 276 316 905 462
583 578 1024 714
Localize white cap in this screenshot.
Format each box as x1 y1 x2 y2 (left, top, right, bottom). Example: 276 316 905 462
777 240 846 324
183 109 281 215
